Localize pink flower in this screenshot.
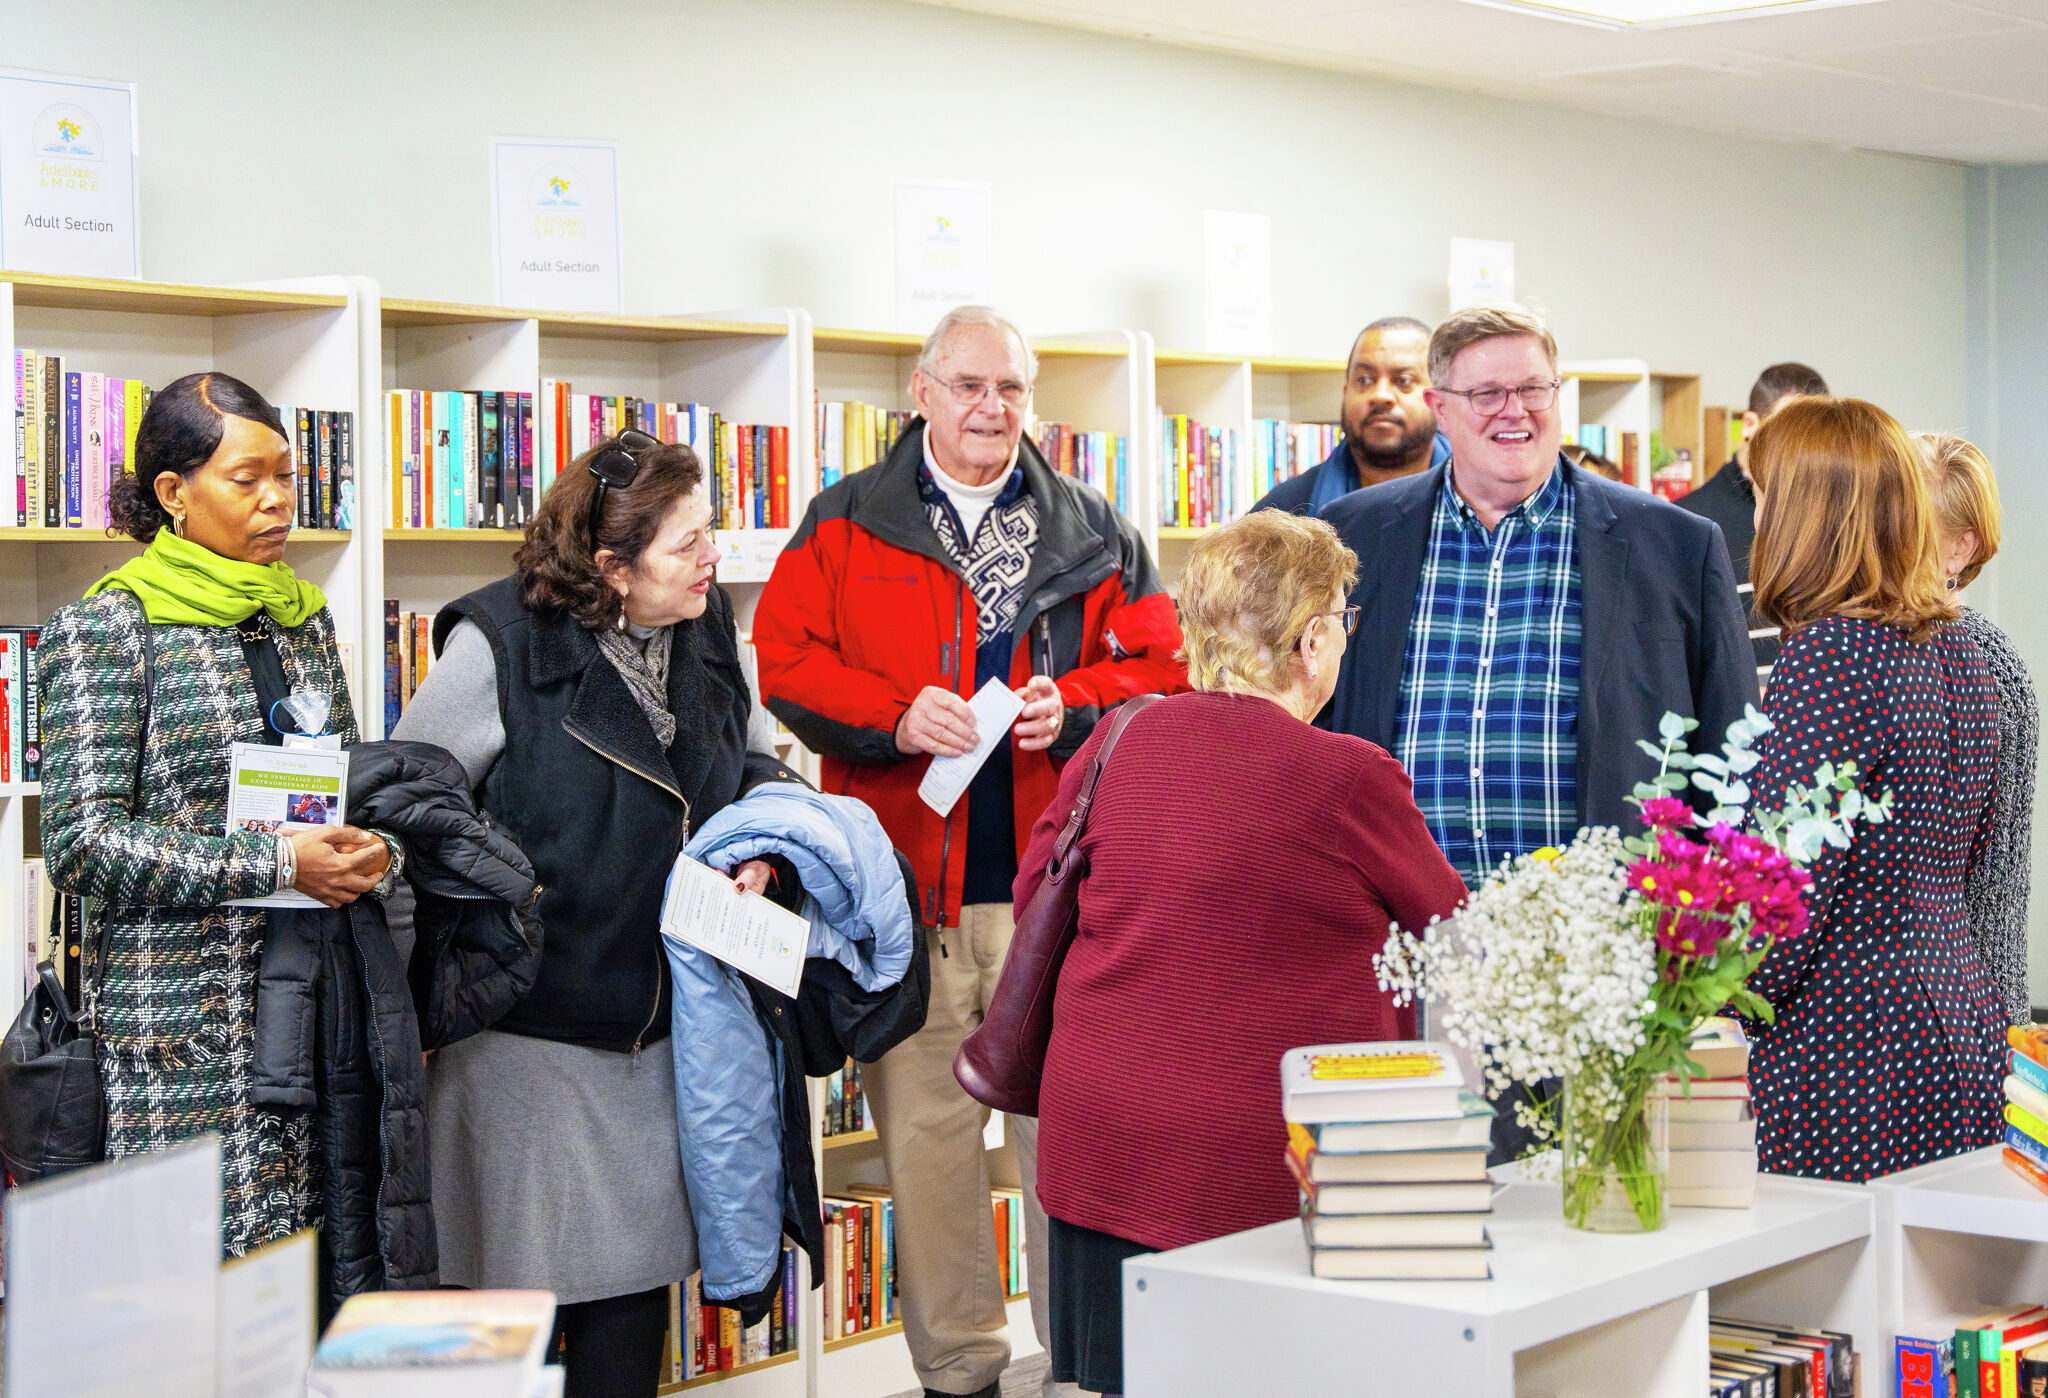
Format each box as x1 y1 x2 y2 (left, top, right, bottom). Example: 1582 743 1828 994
1639 796 1695 830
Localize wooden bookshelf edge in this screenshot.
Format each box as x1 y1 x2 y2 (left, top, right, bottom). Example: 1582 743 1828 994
821 1319 905 1353
0 527 351 543
660 1348 802 1392
2 271 347 316
821 1128 878 1151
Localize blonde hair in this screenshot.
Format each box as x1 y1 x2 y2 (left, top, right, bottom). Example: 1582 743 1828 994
1750 397 1955 643
1427 304 1559 388
1177 513 1358 695
1915 431 2001 589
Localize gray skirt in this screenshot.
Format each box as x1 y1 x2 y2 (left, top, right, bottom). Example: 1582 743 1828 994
428 1028 699 1304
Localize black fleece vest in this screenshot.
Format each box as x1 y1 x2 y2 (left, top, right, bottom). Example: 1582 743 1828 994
435 576 751 1051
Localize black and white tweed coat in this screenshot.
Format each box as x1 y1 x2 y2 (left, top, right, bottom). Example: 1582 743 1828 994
38 587 362 1257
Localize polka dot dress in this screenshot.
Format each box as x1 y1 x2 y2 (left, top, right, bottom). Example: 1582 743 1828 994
1746 614 2006 1183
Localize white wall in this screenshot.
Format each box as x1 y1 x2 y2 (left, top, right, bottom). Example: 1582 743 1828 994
5 0 1967 424
1970 163 2046 1003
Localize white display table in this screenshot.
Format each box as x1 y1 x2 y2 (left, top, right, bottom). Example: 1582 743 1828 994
1122 1174 1877 1397
1870 1145 2048 1367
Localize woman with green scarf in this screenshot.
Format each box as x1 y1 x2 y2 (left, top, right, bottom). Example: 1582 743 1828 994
38 371 390 1258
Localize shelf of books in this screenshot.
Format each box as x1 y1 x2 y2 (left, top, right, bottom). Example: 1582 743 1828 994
1869 1028 2048 1395
1149 350 1343 575
1560 361 1706 499
0 270 376 1029
810 323 1147 547
375 300 807 736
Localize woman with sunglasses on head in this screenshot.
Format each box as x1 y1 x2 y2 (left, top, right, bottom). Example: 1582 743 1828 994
1012 510 1466 1398
38 372 403 1264
394 430 798 1398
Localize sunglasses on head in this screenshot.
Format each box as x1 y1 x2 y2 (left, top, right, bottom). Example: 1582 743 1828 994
587 428 659 544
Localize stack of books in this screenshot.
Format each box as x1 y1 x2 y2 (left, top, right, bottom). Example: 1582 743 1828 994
1659 1017 1758 1209
1896 1305 2048 1397
1711 1315 1856 1397
1281 1040 1495 1281
2003 1026 2048 1187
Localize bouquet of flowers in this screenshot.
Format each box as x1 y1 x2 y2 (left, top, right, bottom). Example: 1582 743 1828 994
1375 706 1890 1232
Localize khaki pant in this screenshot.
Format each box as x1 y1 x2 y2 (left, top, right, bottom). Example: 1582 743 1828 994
864 902 1068 1396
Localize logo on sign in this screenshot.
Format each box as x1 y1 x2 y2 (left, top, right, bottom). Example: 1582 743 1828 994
32 105 101 160
533 167 584 209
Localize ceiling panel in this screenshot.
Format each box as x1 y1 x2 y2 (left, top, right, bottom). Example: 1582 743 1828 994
907 0 2048 159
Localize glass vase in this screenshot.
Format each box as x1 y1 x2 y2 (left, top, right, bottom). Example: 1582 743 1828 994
1559 1063 1669 1233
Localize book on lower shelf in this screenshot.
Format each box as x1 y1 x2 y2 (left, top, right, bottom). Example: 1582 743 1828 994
1711 1315 1855 1398
1156 413 1237 530
822 1058 869 1138
825 1187 898 1339
1282 1040 1495 1281
0 625 40 784
662 1246 799 1383
384 602 437 731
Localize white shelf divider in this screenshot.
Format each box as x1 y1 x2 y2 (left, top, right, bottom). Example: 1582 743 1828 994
1123 1172 1877 1398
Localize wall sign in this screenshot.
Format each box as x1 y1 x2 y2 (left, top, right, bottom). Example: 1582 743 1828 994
0 67 140 278
1204 210 1273 356
1450 237 1516 311
892 179 992 335
491 137 622 312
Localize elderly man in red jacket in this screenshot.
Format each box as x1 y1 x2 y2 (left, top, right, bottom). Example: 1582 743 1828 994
755 305 1183 1398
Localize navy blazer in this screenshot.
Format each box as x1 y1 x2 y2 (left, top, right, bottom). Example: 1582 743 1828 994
1319 457 1760 836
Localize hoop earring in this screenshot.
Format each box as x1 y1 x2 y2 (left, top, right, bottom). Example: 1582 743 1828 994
170 513 184 538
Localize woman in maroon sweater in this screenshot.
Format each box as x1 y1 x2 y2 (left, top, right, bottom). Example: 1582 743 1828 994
1016 511 1466 1397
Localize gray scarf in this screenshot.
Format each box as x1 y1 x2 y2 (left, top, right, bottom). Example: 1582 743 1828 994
595 622 677 747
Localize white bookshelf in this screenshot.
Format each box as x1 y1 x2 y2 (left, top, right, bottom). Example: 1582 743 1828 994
1123 1172 1878 1398
1151 349 1345 584
0 270 374 1027
1870 1145 2048 1374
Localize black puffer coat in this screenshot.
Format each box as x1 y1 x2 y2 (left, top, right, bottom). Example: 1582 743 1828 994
251 740 542 1316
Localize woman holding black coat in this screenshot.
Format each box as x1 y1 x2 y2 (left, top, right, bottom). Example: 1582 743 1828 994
395 431 901 1398
36 372 417 1277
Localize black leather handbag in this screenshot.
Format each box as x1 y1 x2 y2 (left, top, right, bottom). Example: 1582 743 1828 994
0 600 151 1184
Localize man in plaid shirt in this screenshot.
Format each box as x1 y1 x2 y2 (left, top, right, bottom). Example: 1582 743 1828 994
1321 304 1757 888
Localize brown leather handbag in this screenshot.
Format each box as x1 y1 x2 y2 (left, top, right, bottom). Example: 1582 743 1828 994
953 693 1163 1117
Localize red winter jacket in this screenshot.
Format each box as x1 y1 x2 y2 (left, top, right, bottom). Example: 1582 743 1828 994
754 424 1185 931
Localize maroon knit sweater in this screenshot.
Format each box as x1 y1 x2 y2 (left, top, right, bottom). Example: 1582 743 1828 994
1016 690 1467 1252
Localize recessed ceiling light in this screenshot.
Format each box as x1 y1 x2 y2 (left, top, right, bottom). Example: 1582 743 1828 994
1452 0 1892 30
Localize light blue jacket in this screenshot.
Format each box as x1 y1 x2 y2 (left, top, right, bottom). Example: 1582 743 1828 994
663 784 914 1301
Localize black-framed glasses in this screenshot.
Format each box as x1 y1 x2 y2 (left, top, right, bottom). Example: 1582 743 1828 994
1438 380 1561 416
922 372 1031 408
588 428 659 543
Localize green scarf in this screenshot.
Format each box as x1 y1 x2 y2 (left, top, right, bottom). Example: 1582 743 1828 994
85 528 327 628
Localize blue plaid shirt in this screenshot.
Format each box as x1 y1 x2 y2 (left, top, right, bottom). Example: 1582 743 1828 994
1394 463 1582 886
